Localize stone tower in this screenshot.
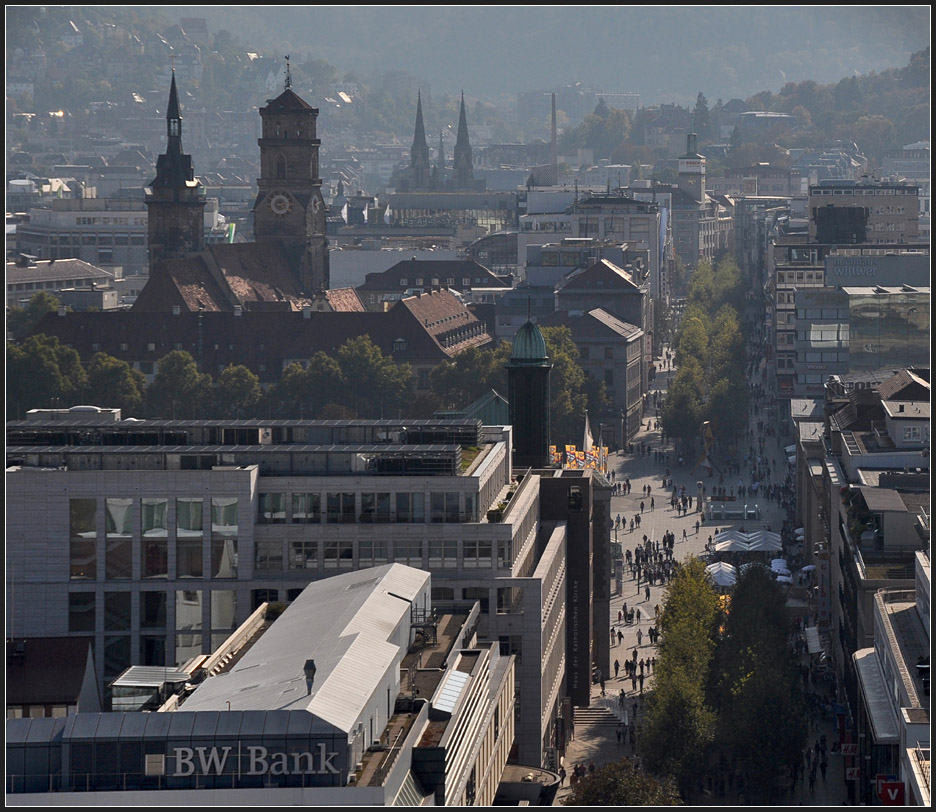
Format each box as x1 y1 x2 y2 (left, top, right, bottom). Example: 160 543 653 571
145 71 206 271
507 319 553 469
678 132 706 203
409 91 431 191
253 63 329 294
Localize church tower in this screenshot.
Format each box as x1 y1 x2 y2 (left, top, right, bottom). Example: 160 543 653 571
453 91 474 190
678 132 706 203
409 91 431 191
507 319 552 468
253 60 329 294
145 71 206 271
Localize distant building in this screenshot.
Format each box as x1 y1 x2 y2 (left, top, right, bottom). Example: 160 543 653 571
809 180 920 244
356 258 508 311
6 257 117 309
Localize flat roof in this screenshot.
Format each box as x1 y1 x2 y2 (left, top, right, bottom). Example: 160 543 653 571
180 564 429 734
854 648 900 744
859 487 907 512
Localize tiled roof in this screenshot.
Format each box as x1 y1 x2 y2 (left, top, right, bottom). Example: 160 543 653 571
559 259 640 291
876 369 931 401
539 308 642 340
325 287 366 312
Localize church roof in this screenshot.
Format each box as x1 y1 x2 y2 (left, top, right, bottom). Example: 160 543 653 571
132 242 312 313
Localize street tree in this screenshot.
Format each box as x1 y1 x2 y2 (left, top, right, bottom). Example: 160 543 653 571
335 334 413 418
211 364 262 419
7 291 67 339
562 757 682 806
86 351 146 415
7 333 88 417
713 565 808 802
146 350 212 419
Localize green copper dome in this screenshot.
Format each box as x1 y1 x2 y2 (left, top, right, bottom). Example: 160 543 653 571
510 320 550 365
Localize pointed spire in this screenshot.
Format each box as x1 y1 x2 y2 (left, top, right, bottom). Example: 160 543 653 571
166 70 182 149
454 90 473 190
413 90 428 149
410 91 430 190
285 54 292 90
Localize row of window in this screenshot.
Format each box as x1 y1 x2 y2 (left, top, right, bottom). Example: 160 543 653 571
70 537 238 581
258 491 477 524
255 537 508 572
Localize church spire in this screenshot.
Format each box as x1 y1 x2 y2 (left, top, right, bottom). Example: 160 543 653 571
151 70 195 188
453 90 474 190
410 90 430 190
166 70 182 154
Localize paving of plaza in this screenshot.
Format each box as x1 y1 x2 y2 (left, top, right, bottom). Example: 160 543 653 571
554 353 852 806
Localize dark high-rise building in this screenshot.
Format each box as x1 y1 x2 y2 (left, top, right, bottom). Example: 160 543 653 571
507 319 552 468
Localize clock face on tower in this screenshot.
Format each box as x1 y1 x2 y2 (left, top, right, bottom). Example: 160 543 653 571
269 192 292 216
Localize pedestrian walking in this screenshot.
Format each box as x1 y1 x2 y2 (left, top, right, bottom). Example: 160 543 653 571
638 672 645 693
640 501 645 514
645 585 650 602
637 628 643 646
636 607 642 623
819 759 827 781
617 629 623 646
614 659 620 679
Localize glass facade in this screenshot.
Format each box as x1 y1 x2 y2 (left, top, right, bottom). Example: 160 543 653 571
848 292 929 370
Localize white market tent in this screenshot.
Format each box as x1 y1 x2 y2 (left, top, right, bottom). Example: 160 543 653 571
705 561 738 587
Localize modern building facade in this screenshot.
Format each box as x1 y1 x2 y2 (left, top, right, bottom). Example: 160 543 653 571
5 414 569 768
6 565 524 805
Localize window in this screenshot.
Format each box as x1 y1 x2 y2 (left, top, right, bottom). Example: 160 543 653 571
428 539 458 568
176 499 203 537
323 540 353 569
361 492 391 522
903 426 922 441
255 539 283 571
176 538 203 578
70 499 97 580
142 499 168 537
211 590 237 632
142 539 168 579
358 539 388 568
604 347 614 360
211 538 238 578
258 492 286 524
211 498 238 535
289 539 318 570
291 493 320 523
104 592 131 631
327 492 356 523
141 592 167 629
396 492 425 523
68 592 95 632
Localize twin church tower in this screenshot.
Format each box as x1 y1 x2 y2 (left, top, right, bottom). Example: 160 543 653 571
146 66 329 296
145 70 479 303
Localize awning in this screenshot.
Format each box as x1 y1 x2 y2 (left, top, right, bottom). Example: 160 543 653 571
804 626 823 655
853 648 899 744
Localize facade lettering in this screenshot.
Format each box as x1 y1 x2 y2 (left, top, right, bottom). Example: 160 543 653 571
171 744 340 777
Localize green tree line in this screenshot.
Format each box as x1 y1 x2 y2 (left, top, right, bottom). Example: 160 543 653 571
633 559 807 804
661 257 750 455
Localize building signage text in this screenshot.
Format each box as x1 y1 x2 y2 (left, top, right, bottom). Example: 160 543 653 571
170 744 340 777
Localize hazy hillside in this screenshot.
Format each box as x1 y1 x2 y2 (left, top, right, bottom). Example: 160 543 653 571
176 6 930 104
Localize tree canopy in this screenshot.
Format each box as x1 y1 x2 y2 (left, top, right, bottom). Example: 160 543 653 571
563 757 682 806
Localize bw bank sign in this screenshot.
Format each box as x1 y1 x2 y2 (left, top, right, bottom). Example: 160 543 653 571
146 743 341 778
